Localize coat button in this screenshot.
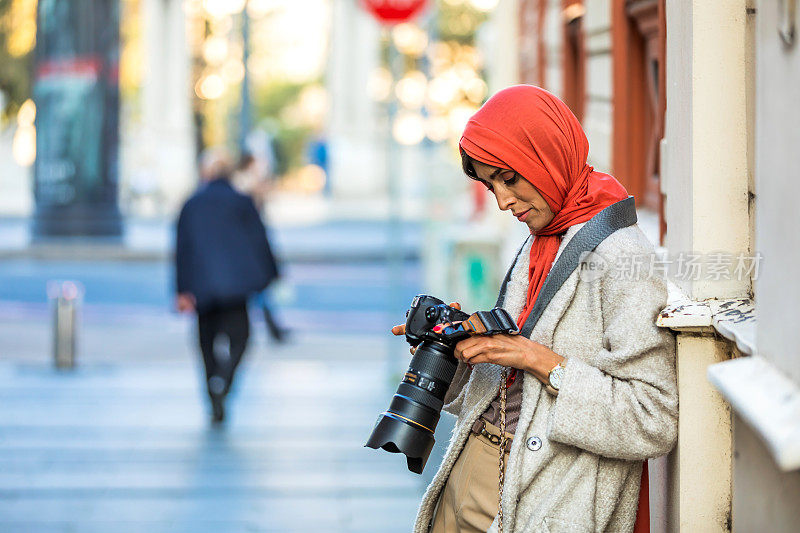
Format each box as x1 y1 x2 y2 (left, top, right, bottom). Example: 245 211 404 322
526 436 542 451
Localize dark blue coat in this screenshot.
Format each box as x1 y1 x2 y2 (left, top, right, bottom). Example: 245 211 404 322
175 179 279 312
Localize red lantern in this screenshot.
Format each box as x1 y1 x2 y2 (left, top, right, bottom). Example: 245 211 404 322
360 0 428 25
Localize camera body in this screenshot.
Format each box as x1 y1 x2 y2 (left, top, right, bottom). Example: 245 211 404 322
404 295 471 348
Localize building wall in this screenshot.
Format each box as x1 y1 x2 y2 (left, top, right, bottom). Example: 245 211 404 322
543 0 563 98
732 416 800 532
730 1 800 530
660 2 800 532
754 0 800 384
517 0 612 172
582 0 612 172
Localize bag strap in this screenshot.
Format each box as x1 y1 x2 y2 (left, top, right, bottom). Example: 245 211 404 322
495 196 638 338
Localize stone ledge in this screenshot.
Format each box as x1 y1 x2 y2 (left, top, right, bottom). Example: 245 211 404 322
707 356 800 472
657 295 755 355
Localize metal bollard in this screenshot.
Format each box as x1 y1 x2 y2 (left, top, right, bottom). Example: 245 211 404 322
48 281 83 369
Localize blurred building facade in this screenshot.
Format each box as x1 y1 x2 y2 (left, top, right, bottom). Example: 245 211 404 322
518 0 666 242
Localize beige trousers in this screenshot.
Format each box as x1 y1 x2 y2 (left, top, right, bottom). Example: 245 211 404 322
430 422 512 533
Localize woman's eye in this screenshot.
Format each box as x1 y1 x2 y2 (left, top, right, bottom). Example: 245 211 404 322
503 174 519 186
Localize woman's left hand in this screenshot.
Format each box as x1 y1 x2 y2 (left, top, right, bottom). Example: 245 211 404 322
454 334 564 384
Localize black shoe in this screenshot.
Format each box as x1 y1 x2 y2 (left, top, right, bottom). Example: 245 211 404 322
210 393 225 424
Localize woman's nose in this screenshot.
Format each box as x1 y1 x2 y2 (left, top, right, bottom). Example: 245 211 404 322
494 188 514 211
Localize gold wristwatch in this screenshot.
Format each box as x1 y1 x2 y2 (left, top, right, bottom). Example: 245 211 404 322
547 361 566 391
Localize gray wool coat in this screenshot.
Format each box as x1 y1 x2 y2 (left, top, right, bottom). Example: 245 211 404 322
413 222 678 533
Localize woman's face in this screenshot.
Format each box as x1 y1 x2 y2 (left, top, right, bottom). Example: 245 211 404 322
471 160 555 233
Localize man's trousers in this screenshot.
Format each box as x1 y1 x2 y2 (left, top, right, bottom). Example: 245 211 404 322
197 302 250 397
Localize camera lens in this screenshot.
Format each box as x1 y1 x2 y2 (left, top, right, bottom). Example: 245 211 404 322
365 340 458 474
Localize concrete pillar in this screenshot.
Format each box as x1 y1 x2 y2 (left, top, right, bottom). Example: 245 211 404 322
657 2 753 531
674 335 734 531
326 0 384 199
662 0 751 299
140 0 196 211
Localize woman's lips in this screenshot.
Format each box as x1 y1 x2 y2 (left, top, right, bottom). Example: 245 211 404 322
515 209 531 222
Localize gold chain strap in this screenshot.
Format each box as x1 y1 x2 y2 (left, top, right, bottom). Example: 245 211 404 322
498 368 508 533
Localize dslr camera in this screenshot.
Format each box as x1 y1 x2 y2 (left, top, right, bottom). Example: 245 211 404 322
365 295 517 474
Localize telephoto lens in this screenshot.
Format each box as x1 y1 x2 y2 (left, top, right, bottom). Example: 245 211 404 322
366 340 457 473
365 295 468 474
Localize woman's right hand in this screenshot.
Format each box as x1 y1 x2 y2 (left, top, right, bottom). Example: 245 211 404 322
391 302 462 354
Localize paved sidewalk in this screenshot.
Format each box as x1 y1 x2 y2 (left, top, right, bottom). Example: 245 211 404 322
0 309 438 532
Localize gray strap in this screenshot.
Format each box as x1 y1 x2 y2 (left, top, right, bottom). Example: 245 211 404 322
494 196 638 338
518 196 637 337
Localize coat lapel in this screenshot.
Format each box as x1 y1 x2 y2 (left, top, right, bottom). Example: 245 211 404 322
502 222 587 347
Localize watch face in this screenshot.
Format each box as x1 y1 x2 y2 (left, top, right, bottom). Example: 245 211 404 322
549 365 565 390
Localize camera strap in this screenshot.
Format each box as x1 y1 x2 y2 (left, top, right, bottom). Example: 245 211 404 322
495 196 638 339
440 308 518 341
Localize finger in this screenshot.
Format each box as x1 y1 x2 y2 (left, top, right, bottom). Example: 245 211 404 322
433 321 461 334
458 346 476 363
455 336 483 352
410 346 417 355
458 340 496 364
391 324 406 336
448 302 461 310
463 353 491 365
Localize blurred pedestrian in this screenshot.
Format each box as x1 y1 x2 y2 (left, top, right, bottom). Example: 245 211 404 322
175 147 279 423
233 152 271 212
233 151 289 344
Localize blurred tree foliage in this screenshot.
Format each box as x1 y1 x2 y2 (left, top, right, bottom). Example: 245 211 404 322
0 0 36 122
252 79 318 176
435 0 489 44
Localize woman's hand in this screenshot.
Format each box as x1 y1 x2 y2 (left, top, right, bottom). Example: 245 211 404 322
454 333 564 385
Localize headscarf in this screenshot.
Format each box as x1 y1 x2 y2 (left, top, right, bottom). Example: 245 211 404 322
459 85 629 328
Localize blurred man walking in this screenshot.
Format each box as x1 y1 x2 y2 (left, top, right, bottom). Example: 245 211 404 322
175 148 279 423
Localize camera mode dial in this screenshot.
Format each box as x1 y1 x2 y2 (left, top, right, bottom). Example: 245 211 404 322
424 306 440 323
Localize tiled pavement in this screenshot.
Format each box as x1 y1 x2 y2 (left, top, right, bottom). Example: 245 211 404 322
0 310 450 532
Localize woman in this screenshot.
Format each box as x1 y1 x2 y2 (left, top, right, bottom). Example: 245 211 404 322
403 86 678 533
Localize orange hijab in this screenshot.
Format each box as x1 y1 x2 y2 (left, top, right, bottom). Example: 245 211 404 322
460 85 629 327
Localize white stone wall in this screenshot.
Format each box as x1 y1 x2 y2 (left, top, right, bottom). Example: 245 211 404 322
582 0 612 173
754 0 800 384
